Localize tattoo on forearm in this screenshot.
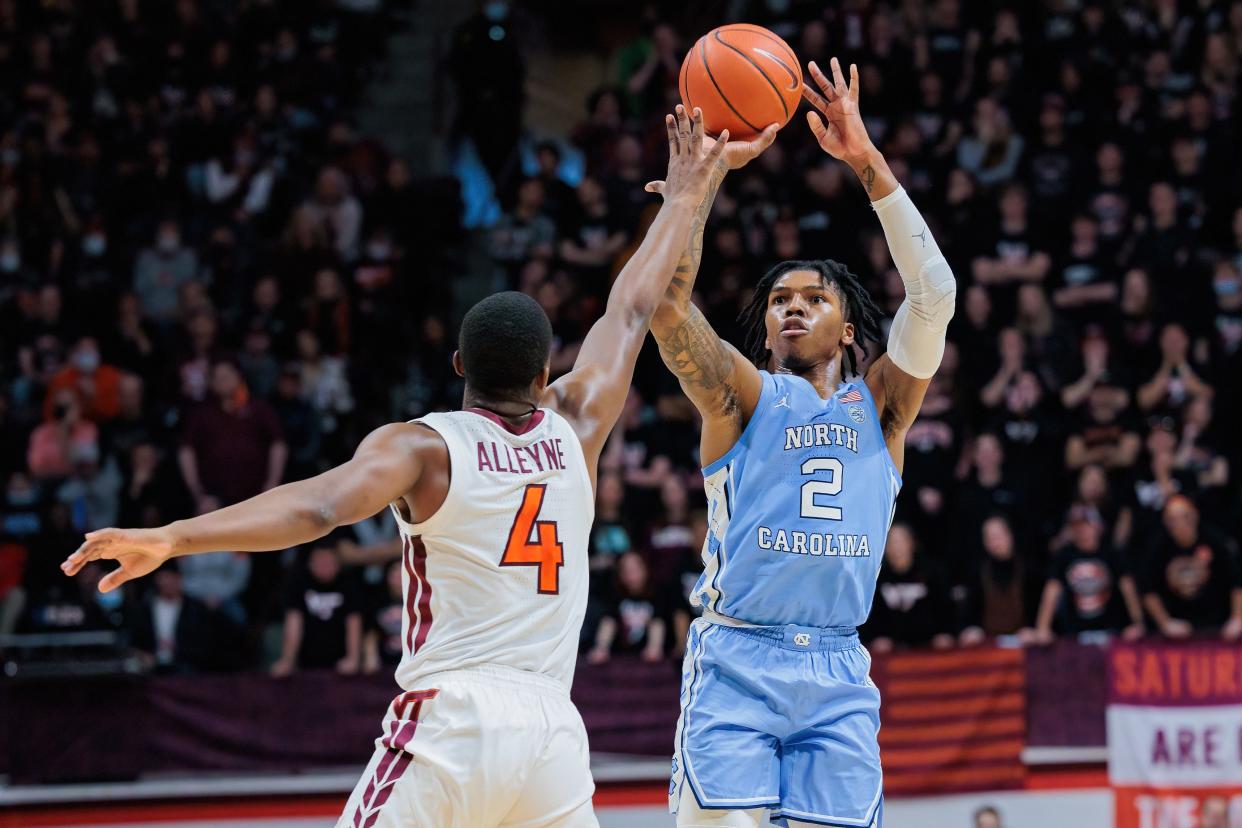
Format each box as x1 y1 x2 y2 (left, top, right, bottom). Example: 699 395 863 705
666 163 727 302
861 164 876 194
655 304 740 420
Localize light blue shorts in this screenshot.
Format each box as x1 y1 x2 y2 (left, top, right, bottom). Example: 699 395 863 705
669 617 883 827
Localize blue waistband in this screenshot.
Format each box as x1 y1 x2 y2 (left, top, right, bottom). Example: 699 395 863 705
701 610 859 652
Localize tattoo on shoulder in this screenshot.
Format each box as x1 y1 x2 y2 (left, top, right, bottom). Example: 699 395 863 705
655 305 740 420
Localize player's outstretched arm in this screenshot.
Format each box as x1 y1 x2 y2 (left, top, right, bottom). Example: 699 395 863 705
545 106 727 470
648 126 777 464
803 58 957 471
61 422 435 592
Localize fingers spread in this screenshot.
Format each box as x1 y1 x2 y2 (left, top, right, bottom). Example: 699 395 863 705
806 110 828 139
801 82 829 112
830 57 848 97
808 61 836 102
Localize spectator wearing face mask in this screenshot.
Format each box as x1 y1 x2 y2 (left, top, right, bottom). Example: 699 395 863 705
28 390 101 480
132 219 201 324
55 441 123 532
43 336 122 423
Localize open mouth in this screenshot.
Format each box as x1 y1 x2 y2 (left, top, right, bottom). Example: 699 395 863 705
779 318 809 338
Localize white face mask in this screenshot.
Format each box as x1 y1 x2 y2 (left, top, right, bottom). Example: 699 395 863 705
0 253 19 272
83 234 107 256
75 350 101 373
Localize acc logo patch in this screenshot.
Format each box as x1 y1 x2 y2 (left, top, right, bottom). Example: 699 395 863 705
848 404 866 423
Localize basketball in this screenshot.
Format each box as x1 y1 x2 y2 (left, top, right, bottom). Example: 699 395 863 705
679 24 803 141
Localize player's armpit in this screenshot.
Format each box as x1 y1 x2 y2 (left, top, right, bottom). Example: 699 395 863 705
653 302 762 425
865 354 932 468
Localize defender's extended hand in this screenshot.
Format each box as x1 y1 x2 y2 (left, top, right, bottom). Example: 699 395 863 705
801 57 875 164
644 105 728 204
61 526 176 592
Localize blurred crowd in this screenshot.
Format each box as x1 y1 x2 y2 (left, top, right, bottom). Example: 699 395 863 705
2 0 1241 676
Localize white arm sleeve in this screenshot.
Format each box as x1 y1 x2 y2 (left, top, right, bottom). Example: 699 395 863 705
870 186 957 380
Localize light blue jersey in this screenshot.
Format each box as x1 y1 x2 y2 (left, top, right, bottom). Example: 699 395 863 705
671 371 898 826
694 370 902 629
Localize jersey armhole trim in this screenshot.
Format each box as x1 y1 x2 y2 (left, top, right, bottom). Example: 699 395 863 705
390 417 457 535
701 371 774 477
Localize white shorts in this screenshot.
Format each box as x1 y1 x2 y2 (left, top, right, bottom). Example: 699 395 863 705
337 665 598 828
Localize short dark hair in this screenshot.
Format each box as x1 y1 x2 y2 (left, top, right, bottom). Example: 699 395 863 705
738 259 884 375
458 291 552 398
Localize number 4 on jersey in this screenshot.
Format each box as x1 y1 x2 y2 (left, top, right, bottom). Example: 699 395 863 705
501 484 564 594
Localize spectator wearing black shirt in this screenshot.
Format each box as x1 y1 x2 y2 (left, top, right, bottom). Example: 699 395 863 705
1032 507 1144 643
272 541 362 676
131 567 216 674
1141 496 1242 639
864 524 956 653
557 176 627 297
1136 323 1214 416
587 551 667 664
1052 214 1117 329
1064 383 1141 473
972 184 1051 320
490 178 556 287
954 434 1020 556
363 558 404 674
960 515 1041 639
590 472 632 575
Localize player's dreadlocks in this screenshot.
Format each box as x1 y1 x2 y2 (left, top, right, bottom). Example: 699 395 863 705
737 259 885 376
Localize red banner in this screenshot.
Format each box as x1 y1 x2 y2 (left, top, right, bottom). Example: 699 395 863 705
872 647 1027 795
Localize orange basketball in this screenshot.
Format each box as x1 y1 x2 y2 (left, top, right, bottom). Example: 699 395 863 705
679 23 803 141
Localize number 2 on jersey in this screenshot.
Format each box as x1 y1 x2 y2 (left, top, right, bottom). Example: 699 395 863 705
800 457 844 520
501 484 564 594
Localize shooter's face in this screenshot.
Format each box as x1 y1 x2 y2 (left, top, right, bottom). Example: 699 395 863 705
763 270 853 372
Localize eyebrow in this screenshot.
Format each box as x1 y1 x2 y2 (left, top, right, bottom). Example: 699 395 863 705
770 284 829 294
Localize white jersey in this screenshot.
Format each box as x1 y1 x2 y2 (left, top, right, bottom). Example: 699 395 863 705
389 408 593 692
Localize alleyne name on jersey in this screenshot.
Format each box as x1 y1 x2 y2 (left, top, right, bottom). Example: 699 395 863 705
475 438 567 474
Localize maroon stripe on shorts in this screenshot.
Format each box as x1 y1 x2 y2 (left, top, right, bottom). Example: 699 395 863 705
410 538 434 653
355 749 412 828
352 748 403 828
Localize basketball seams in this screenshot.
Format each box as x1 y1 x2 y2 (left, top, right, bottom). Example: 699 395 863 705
697 34 762 133
722 23 800 71
679 47 695 113
711 30 789 121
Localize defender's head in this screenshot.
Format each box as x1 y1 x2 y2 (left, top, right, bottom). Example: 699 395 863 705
739 260 883 375
453 291 553 402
